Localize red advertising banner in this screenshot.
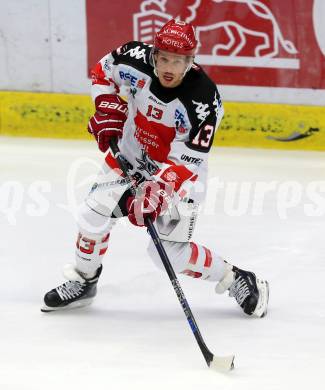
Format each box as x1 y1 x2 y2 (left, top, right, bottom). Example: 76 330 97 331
86 0 325 89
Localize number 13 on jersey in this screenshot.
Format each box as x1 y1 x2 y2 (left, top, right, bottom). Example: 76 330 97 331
191 124 214 149
147 105 163 120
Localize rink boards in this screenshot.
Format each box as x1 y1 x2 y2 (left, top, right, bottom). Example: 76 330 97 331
0 91 324 151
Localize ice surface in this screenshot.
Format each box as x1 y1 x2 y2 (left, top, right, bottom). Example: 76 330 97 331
0 137 324 390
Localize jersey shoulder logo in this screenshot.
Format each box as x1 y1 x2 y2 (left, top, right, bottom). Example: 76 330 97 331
213 91 222 115
192 100 211 126
123 45 147 64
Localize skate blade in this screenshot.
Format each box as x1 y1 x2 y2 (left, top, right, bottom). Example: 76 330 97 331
253 279 269 318
41 298 94 313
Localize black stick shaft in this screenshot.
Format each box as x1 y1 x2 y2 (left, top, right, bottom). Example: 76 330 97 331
109 139 214 367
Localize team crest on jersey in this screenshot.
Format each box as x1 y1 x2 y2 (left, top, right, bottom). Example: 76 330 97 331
192 100 211 126
123 45 147 64
175 109 188 134
135 149 159 176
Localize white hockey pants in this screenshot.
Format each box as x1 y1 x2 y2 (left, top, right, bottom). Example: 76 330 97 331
74 164 227 282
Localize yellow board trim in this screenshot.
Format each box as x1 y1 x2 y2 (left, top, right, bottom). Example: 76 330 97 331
0 91 93 140
0 91 324 150
218 101 325 151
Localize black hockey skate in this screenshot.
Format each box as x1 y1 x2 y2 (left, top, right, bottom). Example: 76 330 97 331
41 265 102 312
216 264 269 317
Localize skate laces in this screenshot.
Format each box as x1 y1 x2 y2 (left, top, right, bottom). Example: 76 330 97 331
229 277 251 306
56 281 85 301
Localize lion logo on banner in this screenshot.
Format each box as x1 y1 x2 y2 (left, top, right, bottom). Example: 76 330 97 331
134 0 299 68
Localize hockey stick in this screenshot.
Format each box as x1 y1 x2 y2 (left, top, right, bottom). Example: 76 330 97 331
109 138 235 372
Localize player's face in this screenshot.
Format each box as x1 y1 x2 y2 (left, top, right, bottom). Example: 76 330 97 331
154 51 191 88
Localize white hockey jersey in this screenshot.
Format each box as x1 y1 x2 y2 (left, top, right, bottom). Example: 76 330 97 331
90 41 224 202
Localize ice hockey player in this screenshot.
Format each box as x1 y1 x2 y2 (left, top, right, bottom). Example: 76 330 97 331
42 19 269 317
